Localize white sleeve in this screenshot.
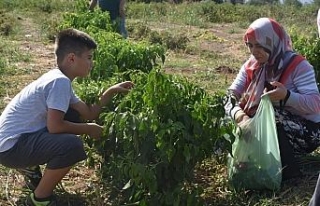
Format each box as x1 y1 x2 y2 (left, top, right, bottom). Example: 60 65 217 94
70 88 80 104
46 78 74 113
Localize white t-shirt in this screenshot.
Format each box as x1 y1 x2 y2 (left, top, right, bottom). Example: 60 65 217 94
0 68 80 152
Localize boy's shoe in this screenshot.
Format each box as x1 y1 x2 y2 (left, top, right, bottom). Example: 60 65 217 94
17 166 42 191
25 193 57 206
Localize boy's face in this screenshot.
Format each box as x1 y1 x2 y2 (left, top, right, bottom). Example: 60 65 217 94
73 49 94 78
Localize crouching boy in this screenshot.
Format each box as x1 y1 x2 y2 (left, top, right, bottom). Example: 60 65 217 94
0 28 133 205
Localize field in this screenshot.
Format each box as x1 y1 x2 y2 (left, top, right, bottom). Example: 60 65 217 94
1 0 320 205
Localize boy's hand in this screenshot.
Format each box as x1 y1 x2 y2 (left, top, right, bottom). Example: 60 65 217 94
109 81 134 94
87 123 103 139
95 81 134 120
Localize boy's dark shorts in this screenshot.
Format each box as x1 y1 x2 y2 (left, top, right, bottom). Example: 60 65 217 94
0 127 87 169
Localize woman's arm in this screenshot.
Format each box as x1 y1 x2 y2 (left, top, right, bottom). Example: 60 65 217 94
285 60 320 114
225 64 248 121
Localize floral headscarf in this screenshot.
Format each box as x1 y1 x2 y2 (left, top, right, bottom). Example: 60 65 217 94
240 18 294 116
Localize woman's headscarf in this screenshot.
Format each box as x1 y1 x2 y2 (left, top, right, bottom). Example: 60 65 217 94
240 17 294 116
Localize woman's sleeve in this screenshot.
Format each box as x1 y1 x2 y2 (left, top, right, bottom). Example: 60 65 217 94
286 60 320 114
225 64 247 120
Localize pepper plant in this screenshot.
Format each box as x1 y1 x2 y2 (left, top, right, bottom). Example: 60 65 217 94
63 1 234 204
77 70 233 205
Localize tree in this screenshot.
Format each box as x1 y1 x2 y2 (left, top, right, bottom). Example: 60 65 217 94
313 0 320 7
283 0 303 6
246 0 280 5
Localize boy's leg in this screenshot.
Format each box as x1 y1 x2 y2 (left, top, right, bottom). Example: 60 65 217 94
0 127 87 200
17 108 82 190
16 165 42 191
34 166 72 198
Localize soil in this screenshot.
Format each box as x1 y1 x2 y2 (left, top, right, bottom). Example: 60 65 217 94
0 12 247 206
3 11 305 206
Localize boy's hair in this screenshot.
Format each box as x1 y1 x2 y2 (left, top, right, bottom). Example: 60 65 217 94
55 28 97 64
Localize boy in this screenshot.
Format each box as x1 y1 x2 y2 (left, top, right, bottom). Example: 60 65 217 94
0 28 133 206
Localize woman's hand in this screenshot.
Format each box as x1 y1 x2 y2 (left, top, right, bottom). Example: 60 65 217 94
237 114 250 126
264 81 288 101
235 110 250 124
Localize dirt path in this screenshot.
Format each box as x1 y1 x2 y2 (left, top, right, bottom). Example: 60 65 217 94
0 13 250 206
15 16 55 78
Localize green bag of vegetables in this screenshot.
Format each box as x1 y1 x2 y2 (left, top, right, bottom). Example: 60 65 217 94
228 94 282 191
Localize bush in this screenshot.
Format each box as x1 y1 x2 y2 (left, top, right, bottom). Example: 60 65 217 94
80 70 232 205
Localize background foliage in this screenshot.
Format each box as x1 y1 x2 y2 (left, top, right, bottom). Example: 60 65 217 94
1 0 320 205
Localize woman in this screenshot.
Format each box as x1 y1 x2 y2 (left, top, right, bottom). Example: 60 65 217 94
225 17 320 181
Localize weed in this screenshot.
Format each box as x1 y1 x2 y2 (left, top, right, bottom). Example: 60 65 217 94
0 11 16 36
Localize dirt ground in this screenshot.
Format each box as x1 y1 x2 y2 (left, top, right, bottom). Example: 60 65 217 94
4 12 312 206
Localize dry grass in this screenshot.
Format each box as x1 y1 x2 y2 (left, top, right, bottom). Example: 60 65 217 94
0 5 320 206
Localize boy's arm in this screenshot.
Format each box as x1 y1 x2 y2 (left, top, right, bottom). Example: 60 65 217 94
71 89 114 121
89 0 98 11
46 81 133 138
47 108 103 139
72 81 134 121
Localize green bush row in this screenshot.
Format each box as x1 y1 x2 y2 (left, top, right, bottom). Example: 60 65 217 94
74 70 233 205
60 1 233 204
291 28 320 88
127 2 318 29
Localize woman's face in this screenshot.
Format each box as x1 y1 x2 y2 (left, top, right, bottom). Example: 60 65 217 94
245 39 269 64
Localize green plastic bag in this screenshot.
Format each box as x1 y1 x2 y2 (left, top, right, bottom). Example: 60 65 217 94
228 94 282 191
